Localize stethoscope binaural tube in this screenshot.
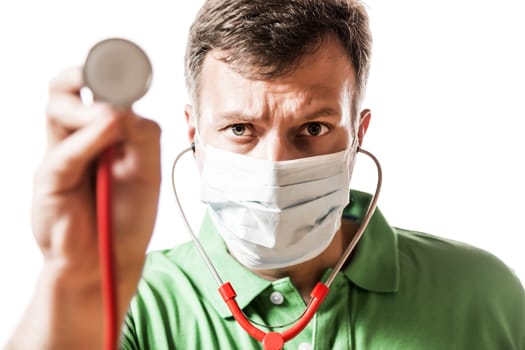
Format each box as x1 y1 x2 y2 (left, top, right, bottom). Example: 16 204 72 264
171 146 383 350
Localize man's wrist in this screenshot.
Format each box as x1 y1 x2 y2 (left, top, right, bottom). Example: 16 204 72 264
5 265 105 350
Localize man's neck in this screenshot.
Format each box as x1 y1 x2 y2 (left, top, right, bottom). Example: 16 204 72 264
252 219 359 301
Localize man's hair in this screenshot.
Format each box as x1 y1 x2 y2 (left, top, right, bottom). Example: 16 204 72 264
185 0 372 118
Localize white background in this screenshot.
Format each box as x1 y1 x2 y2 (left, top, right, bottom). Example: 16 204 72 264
0 0 523 344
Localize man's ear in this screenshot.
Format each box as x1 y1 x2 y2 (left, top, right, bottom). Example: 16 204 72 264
185 104 196 146
358 109 371 146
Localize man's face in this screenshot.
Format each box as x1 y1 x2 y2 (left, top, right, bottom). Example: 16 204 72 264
187 36 366 162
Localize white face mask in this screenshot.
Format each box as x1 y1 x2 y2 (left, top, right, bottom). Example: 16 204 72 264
200 143 356 270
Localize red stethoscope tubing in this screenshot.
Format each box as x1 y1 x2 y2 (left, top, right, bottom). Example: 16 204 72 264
97 148 118 350
218 281 330 350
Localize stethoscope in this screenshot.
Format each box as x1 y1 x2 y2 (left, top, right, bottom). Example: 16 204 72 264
84 38 153 350
85 38 382 350
171 145 382 350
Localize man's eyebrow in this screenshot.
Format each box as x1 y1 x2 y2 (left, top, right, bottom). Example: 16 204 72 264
302 107 340 121
215 107 340 123
214 112 261 123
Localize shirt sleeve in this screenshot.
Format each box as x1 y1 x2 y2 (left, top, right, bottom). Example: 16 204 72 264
513 274 525 349
120 309 139 350
490 264 525 349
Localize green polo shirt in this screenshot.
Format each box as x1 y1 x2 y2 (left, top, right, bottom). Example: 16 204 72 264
121 190 525 349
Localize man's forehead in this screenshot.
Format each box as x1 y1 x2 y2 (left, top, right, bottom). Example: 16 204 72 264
208 36 353 76
199 38 356 104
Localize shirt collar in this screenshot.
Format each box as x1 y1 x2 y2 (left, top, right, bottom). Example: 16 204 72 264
198 214 272 318
196 189 399 318
340 190 400 293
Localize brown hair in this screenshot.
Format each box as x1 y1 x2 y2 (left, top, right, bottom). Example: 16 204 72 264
185 0 372 118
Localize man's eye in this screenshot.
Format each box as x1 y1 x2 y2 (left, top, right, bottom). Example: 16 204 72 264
230 124 249 136
300 122 329 136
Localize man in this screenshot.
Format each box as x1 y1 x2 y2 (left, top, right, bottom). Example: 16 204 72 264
5 0 525 349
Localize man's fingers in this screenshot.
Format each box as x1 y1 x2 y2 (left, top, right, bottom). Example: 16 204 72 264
46 93 120 146
48 67 83 95
38 114 124 192
43 67 158 191
46 66 111 147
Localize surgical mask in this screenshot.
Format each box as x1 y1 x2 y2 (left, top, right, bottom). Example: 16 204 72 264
199 143 357 270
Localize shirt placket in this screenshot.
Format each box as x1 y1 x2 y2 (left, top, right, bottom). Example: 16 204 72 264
313 277 352 349
253 279 316 350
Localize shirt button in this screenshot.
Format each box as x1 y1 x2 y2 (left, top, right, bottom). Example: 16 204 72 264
298 343 312 350
269 291 284 305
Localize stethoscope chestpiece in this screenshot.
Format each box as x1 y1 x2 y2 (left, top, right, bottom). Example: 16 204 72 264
83 37 152 107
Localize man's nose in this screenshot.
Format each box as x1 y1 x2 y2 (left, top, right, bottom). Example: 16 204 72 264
266 133 298 161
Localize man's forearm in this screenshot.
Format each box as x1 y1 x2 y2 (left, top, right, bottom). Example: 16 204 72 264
4 264 134 350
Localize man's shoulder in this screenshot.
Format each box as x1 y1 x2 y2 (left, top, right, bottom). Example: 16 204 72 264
394 227 524 299
142 240 200 276
392 228 525 347
130 241 208 306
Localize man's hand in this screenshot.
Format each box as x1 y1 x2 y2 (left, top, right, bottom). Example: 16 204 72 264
6 67 161 349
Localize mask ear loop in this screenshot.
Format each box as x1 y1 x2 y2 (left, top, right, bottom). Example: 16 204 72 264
171 145 382 350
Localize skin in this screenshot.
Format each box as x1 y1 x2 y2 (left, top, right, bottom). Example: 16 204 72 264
186 36 371 299
5 36 370 348
5 68 162 349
